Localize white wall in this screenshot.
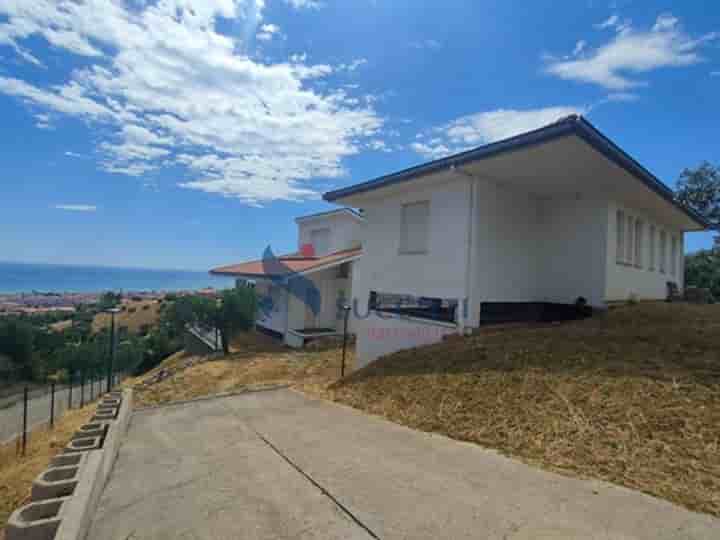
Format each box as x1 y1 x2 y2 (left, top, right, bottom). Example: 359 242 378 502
255 281 288 334
605 201 685 301
354 312 457 369
297 213 361 254
534 196 609 307
470 179 540 322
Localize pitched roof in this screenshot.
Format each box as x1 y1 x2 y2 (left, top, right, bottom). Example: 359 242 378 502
294 208 364 223
323 115 708 229
210 247 361 278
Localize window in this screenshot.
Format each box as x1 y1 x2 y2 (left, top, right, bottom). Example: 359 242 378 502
370 291 457 323
634 220 643 268
616 210 625 263
659 230 667 273
670 237 678 276
400 201 429 254
649 225 656 270
310 228 331 256
625 215 635 264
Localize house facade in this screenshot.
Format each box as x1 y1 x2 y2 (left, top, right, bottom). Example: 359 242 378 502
324 115 707 368
211 209 363 347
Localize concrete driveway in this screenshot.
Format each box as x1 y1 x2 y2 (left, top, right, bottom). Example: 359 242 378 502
89 389 719 540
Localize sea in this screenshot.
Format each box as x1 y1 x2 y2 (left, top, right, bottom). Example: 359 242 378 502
0 261 236 294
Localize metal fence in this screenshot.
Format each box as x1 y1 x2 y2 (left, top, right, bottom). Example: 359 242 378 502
0 369 124 455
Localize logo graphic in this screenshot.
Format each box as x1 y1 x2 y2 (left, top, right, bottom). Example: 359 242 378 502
256 246 322 320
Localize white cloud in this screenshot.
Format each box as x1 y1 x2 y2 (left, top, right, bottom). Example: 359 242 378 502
285 0 323 9
338 58 368 72
0 0 383 205
53 204 97 212
411 106 585 160
595 15 620 30
257 23 281 41
546 13 718 89
572 40 587 56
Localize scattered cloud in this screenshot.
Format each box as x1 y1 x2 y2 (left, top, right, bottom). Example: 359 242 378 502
257 23 281 42
604 92 640 102
284 0 323 9
410 39 442 50
411 106 585 160
64 151 87 159
711 71 720 77
0 0 383 205
53 204 97 212
546 13 718 90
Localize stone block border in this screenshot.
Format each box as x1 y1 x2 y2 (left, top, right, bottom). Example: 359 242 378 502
5 388 133 540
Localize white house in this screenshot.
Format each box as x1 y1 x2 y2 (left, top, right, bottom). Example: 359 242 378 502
211 208 363 347
323 115 708 369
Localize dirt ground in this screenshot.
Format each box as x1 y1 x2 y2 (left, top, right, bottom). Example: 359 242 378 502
319 302 720 517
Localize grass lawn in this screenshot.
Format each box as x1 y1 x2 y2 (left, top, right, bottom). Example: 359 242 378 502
318 302 720 517
0 405 96 538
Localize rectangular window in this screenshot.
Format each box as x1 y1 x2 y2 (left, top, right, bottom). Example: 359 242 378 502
310 228 331 256
659 230 667 273
626 215 634 264
616 210 625 264
671 237 678 276
634 220 643 268
400 201 430 254
649 225 656 270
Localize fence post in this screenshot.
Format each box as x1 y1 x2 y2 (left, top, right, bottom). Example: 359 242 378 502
68 371 73 410
50 382 56 429
80 371 85 408
22 387 28 456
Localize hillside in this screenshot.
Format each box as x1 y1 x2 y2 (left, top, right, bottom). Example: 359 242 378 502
91 299 162 335
320 302 720 517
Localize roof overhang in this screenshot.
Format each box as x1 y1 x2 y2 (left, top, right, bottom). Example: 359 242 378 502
210 249 362 280
294 208 365 224
324 115 708 232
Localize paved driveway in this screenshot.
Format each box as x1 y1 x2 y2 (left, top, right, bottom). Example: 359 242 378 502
89 389 719 540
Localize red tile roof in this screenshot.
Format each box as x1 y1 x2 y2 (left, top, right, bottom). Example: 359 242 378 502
210 247 361 277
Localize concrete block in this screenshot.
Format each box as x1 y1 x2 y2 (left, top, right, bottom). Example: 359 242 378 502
5 497 67 540
100 397 121 407
31 466 80 501
100 388 133 483
72 422 110 440
49 453 86 469
54 450 104 540
91 410 116 422
63 436 103 454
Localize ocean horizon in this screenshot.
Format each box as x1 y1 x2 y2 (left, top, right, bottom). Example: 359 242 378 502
0 261 236 294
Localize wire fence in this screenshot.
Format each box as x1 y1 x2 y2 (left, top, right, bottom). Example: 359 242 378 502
0 368 125 455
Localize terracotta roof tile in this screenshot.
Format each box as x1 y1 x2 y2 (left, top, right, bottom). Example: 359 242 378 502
210 247 361 277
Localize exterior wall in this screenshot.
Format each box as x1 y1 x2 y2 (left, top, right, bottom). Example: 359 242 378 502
534 196 609 307
355 313 457 370
255 281 288 335
349 176 470 368
297 213 361 254
605 201 685 301
470 179 540 323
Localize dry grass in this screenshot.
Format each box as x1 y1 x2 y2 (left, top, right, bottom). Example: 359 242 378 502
132 331 354 408
92 299 161 335
0 406 96 536
314 302 720 517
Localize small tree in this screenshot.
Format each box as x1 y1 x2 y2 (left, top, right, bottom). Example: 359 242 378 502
216 288 257 354
675 162 720 245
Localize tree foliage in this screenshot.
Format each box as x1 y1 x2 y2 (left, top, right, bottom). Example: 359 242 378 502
216 288 257 354
675 162 720 244
685 249 720 300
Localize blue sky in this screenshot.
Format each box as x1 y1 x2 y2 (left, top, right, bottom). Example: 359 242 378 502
0 0 718 270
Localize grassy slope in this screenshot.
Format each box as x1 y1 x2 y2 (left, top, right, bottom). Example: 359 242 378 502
131 332 354 408
92 299 161 335
320 303 720 517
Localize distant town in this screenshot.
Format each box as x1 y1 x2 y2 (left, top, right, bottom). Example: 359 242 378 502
0 288 219 316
